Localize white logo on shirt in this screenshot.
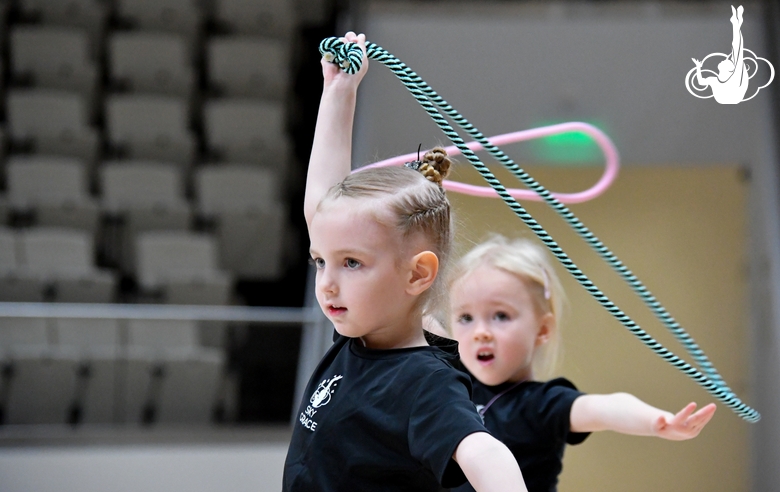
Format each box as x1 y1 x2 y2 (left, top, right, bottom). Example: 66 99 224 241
310 375 342 408
299 375 342 432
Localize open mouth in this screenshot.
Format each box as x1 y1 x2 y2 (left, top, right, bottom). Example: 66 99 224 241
328 305 347 316
477 351 495 363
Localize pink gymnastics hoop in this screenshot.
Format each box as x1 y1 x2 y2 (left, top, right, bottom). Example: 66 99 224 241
356 122 620 204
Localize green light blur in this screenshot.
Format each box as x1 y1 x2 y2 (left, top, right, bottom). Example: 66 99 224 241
528 120 609 166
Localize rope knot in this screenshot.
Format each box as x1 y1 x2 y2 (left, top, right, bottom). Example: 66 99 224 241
319 37 364 75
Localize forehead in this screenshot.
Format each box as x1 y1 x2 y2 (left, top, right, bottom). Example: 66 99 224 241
451 265 533 307
310 198 399 253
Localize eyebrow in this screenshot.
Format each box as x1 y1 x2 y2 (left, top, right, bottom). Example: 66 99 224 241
309 248 371 257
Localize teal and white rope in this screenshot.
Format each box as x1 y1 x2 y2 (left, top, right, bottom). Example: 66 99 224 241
319 37 759 422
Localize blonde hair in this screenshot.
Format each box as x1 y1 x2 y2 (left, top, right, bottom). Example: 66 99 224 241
449 235 566 380
319 147 453 315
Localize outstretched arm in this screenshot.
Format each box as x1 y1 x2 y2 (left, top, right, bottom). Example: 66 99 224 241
303 32 369 228
570 393 716 441
692 58 710 87
454 432 528 492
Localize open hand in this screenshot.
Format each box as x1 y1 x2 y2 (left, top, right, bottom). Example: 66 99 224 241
654 402 716 441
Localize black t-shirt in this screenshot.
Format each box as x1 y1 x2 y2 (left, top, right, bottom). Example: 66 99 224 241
283 331 488 491
451 377 590 492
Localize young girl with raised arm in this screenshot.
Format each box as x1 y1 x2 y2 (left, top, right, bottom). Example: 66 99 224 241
282 32 527 492
446 235 717 492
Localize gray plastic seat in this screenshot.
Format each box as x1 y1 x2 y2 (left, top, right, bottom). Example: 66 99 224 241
19 227 116 302
100 161 192 273
0 317 78 425
123 319 224 424
135 230 232 305
207 36 289 99
196 165 287 279
106 94 196 166
203 98 290 168
214 0 295 38
18 0 108 46
10 26 98 101
0 227 46 302
116 0 202 39
7 89 99 166
109 31 195 98
7 155 99 232
55 318 120 424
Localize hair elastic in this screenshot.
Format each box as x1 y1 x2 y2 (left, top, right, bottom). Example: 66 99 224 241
403 143 423 171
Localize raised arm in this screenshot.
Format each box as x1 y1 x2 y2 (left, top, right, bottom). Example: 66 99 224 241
303 32 369 227
454 432 528 492
570 393 716 441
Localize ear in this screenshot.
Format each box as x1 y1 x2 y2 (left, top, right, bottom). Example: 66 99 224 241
535 312 554 347
407 251 439 296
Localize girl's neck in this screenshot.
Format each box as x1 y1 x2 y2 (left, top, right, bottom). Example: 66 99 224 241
359 313 428 350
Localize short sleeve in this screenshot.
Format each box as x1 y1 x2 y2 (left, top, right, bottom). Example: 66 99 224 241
408 368 488 488
531 378 590 446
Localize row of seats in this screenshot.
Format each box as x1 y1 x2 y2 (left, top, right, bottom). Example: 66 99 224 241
0 316 226 425
9 0 297 39
10 26 290 100
0 158 287 280
6 90 290 169
0 226 239 304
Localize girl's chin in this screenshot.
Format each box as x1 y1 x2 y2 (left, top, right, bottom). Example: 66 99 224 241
465 365 507 386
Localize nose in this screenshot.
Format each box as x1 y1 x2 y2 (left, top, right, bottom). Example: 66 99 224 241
472 321 493 342
317 267 338 296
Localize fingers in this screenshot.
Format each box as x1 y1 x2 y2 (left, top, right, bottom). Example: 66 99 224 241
673 402 698 424
680 403 716 436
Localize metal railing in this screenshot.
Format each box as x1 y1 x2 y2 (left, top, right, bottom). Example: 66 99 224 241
0 266 334 431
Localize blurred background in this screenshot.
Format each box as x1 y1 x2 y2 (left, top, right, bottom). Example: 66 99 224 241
0 0 777 491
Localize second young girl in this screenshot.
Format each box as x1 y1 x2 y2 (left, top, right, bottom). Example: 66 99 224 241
446 235 717 492
282 32 527 491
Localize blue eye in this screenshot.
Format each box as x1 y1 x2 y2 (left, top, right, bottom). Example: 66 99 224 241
494 311 510 322
309 257 325 269
457 314 473 324
345 258 361 269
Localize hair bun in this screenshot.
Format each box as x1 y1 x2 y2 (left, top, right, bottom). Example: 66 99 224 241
418 146 451 186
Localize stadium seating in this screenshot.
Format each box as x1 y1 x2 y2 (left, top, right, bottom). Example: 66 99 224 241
196 165 287 279
20 227 116 302
10 26 99 112
7 89 99 166
214 0 295 38
101 161 192 273
203 98 290 168
108 31 195 98
135 230 232 305
105 94 196 166
207 36 289 99
7 155 100 232
0 0 304 427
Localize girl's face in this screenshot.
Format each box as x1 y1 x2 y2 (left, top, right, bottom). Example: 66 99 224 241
309 198 419 347
450 265 551 386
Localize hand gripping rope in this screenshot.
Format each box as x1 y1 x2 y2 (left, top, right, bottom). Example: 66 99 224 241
320 37 760 422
